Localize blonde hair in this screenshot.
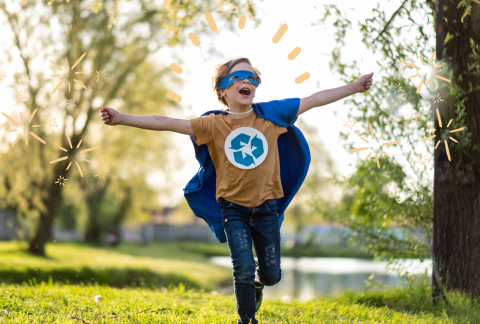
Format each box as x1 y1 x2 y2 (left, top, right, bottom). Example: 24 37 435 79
211 58 262 107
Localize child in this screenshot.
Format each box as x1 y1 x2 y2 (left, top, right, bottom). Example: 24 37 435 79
100 58 373 324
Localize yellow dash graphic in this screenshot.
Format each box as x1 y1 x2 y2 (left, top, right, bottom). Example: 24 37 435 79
272 24 288 44
420 135 436 142
170 63 183 74
295 72 310 84
369 123 375 139
400 61 421 70
188 33 201 46
1 112 20 126
382 141 401 146
432 74 451 82
375 153 380 169
79 145 101 154
167 91 182 102
50 156 69 164
444 140 451 161
205 13 217 32
450 127 465 133
71 53 86 70
347 147 369 152
436 109 442 127
238 15 246 29
287 47 301 60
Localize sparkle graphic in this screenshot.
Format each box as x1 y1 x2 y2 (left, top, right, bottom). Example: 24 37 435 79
94 168 109 180
96 70 107 83
431 94 444 104
411 113 424 126
49 53 87 95
48 117 59 128
67 99 76 109
1 109 46 147
343 118 358 131
391 82 405 94
419 108 466 161
49 135 101 177
55 176 68 186
385 116 397 128
17 89 28 101
347 123 401 169
401 50 451 93
417 154 430 168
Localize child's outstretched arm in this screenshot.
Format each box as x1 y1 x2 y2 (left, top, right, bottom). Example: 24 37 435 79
100 107 194 136
297 72 374 116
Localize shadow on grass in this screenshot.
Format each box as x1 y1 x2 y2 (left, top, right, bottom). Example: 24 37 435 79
339 286 480 321
0 267 213 291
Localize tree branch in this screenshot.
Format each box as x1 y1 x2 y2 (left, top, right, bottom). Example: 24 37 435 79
371 0 409 45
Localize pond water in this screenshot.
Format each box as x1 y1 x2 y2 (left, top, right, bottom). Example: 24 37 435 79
210 257 432 301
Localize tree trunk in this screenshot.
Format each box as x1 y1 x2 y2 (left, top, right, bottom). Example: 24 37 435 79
433 0 480 299
84 177 111 244
27 159 68 255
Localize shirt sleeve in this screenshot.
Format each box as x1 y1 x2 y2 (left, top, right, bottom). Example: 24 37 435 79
190 114 214 145
254 98 301 127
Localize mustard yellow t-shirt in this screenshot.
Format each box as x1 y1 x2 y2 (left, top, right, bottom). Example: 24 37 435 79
190 111 287 207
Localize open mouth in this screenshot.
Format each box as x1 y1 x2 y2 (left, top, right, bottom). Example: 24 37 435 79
239 88 251 97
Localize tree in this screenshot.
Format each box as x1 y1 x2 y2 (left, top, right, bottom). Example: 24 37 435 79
0 0 262 256
318 0 480 299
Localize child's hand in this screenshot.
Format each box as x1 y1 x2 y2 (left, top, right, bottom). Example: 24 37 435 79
353 72 374 93
100 107 122 126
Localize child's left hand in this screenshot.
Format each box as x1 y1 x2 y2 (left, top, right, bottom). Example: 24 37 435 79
353 72 374 93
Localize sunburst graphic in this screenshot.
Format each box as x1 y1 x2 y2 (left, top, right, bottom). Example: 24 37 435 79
55 176 68 186
94 168 109 179
401 50 451 93
165 15 309 102
48 117 59 128
49 135 101 177
411 113 424 126
431 93 443 104
347 123 401 169
391 82 405 94
1 109 46 147
385 116 397 128
417 154 430 168
419 108 465 161
96 70 107 83
67 99 76 109
17 89 28 101
343 118 358 131
49 53 87 95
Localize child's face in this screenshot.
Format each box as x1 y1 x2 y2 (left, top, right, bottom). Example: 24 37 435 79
219 62 257 107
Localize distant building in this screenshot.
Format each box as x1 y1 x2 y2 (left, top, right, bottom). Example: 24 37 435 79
0 209 17 240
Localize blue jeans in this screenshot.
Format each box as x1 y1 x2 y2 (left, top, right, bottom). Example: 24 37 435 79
220 198 282 324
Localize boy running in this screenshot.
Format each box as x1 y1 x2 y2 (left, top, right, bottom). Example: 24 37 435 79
100 58 373 324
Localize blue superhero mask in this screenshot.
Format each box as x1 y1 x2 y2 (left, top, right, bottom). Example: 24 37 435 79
219 70 259 89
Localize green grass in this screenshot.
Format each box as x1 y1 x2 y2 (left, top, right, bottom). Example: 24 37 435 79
0 240 371 292
0 241 231 291
1 275 479 323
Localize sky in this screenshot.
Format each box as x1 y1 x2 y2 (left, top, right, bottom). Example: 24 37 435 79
0 0 436 206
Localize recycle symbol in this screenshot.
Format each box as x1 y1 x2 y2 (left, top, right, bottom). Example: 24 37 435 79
229 133 265 167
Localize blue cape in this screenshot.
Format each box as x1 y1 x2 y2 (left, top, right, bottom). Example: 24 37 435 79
183 98 311 243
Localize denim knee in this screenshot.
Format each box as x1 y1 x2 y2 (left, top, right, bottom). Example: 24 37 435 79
233 262 256 285
259 269 281 286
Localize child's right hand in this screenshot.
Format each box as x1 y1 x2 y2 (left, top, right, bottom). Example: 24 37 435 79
100 107 122 126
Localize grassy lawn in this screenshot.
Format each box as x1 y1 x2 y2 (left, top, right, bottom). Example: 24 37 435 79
0 276 479 323
0 240 371 292
0 241 232 291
